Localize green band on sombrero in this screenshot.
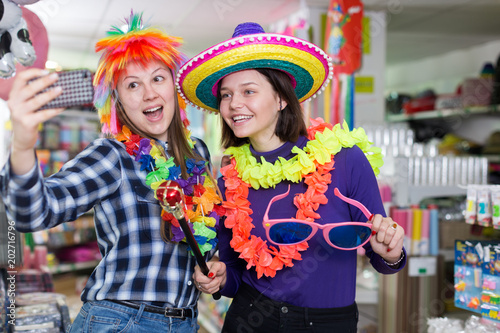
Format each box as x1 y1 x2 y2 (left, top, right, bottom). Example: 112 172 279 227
177 23 333 113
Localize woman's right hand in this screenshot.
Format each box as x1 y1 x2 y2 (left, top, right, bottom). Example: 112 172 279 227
193 261 227 295
7 69 64 174
8 68 64 152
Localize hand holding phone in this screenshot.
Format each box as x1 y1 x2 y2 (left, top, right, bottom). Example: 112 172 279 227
34 69 94 110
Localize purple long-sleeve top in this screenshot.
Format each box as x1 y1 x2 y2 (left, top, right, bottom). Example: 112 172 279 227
217 136 406 308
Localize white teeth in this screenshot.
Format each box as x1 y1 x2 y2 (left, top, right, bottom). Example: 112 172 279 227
233 115 252 121
144 106 161 113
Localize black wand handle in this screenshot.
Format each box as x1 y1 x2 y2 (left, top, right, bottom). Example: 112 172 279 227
177 217 221 300
156 180 221 301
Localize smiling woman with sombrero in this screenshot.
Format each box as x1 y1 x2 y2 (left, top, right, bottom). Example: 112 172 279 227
179 22 407 332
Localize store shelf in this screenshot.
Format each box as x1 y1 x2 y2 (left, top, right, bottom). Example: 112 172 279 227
394 184 467 207
386 105 499 123
59 109 99 120
48 259 99 274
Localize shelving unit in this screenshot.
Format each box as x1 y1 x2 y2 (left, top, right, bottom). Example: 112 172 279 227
34 110 101 276
380 96 500 331
385 105 499 123
49 260 99 275
58 109 99 121
394 184 467 208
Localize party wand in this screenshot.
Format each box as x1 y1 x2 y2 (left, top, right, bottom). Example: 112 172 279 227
156 180 221 300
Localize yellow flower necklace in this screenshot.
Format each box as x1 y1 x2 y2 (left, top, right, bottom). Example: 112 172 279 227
220 119 383 278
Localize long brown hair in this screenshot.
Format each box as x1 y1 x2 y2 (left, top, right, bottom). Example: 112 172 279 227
218 68 307 149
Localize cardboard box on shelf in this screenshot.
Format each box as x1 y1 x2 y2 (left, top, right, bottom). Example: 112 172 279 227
439 220 496 249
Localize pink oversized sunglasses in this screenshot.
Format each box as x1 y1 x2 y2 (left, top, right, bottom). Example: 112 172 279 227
263 186 373 250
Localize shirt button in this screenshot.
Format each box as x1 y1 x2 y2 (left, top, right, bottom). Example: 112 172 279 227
187 281 192 286
281 306 288 314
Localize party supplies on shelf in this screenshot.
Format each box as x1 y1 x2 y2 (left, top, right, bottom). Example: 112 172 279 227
420 208 430 256
464 185 500 228
15 303 62 329
428 205 439 256
491 188 500 229
405 208 414 256
465 186 478 225
477 188 492 227
37 150 51 176
480 244 500 323
14 292 71 332
454 240 484 313
412 206 422 255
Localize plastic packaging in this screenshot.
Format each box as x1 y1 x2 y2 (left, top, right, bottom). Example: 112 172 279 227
491 188 500 229
465 187 478 224
477 188 492 227
428 205 439 256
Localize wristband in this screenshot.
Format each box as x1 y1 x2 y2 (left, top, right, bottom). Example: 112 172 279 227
382 251 404 267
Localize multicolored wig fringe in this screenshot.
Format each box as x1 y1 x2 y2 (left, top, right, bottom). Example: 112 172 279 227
93 11 185 136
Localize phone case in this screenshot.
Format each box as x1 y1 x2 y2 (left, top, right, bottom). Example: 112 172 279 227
38 69 94 110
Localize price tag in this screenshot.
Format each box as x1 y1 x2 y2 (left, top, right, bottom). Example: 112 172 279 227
408 256 437 277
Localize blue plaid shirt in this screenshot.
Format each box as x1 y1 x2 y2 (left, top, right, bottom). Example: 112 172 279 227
0 138 208 308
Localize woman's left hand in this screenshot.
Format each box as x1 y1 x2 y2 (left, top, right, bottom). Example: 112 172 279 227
369 214 405 263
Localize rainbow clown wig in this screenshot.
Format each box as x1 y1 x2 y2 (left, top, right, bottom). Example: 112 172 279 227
93 12 185 136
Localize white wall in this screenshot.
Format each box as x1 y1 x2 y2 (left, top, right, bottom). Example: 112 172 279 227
354 11 386 126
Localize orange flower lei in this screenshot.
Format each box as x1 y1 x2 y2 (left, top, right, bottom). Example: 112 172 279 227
220 119 383 279
221 157 333 279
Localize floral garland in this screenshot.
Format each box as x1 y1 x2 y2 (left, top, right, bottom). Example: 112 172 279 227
220 119 383 278
117 126 224 255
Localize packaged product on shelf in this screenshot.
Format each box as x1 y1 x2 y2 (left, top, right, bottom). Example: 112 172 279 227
454 240 483 313
59 123 80 153
50 150 69 175
480 244 500 324
22 245 48 270
455 240 500 323
14 292 71 332
427 316 463 333
15 303 62 329
478 188 493 227
42 121 60 150
465 187 478 225
428 204 439 256
491 188 500 229
462 78 493 107
36 150 51 176
427 315 500 333
79 120 99 151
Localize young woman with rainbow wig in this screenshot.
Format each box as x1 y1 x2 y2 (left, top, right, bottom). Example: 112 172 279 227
2 12 223 332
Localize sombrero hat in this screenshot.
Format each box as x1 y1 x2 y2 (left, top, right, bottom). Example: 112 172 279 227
176 22 333 113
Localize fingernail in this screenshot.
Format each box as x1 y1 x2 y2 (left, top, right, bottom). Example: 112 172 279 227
49 73 58 79
387 248 391 252
369 214 374 221
208 272 214 278
371 230 377 236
